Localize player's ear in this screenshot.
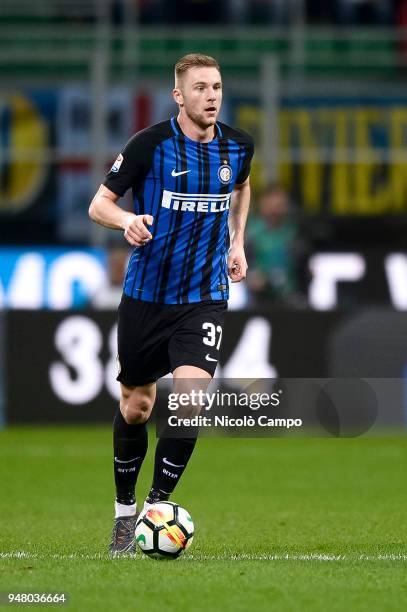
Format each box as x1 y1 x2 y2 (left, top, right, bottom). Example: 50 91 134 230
173 88 184 107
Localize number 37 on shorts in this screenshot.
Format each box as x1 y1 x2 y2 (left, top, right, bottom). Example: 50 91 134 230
202 322 223 351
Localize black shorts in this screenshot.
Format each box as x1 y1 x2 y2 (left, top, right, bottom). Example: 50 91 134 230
117 294 227 387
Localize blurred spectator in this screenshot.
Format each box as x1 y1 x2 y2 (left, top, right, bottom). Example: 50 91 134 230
228 0 289 24
139 0 171 23
250 0 289 24
246 184 307 307
168 0 223 24
397 0 407 62
307 0 395 24
92 246 130 309
140 0 287 25
333 0 394 24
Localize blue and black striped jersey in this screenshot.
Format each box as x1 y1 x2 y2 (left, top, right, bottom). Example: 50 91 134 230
104 117 254 304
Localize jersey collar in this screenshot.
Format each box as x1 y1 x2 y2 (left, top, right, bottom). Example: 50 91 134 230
171 116 222 141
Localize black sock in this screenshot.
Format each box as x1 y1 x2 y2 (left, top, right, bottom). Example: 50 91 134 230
146 436 197 503
113 409 148 505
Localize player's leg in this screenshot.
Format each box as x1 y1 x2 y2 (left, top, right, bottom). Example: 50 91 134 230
114 382 156 509
110 382 156 556
145 366 211 506
110 295 172 554
144 303 226 505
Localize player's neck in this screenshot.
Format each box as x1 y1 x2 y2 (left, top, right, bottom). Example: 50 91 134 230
177 113 216 143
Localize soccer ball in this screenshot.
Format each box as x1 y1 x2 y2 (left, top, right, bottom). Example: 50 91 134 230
135 501 194 559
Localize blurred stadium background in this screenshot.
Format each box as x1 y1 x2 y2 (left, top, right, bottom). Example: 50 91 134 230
1 3 407 610
1 0 407 424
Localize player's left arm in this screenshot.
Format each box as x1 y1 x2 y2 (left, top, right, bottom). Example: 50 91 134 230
228 176 251 283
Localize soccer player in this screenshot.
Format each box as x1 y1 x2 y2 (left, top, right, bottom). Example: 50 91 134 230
89 53 254 555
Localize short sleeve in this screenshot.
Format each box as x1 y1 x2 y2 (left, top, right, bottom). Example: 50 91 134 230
103 133 148 197
236 138 254 185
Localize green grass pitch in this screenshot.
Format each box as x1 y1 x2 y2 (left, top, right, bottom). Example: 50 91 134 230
1 426 406 611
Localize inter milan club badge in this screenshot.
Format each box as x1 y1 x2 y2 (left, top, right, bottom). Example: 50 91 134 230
218 163 232 184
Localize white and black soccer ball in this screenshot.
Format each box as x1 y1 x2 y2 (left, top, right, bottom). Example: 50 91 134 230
135 501 194 559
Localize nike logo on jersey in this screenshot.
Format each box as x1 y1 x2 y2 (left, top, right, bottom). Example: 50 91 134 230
171 169 191 177
162 190 231 213
205 354 218 362
163 457 185 468
114 456 140 464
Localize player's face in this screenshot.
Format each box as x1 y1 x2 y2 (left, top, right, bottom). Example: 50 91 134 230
176 67 222 129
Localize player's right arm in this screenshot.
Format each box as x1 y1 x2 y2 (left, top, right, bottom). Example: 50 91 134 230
89 131 154 247
89 185 153 247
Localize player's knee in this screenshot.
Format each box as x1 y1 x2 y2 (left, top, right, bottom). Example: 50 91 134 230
120 390 153 425
121 402 151 425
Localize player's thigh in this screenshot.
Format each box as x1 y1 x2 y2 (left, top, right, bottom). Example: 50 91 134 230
117 294 171 387
120 382 157 424
173 365 211 379
172 366 212 418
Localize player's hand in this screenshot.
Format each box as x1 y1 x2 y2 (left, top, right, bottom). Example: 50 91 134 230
227 245 247 283
123 213 154 247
